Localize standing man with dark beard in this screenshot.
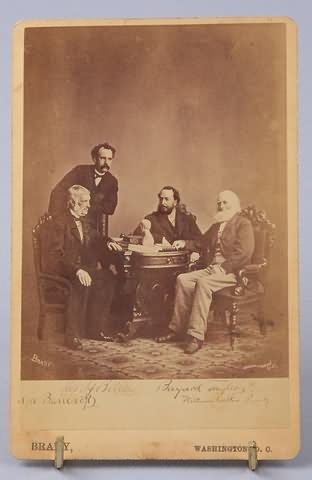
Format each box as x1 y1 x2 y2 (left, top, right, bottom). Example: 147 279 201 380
133 186 201 245
48 143 118 230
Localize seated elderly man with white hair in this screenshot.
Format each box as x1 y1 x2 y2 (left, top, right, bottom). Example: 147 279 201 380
156 190 255 354
42 184 122 350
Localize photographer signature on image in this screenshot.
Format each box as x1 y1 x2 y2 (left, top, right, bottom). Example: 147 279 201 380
31 353 52 368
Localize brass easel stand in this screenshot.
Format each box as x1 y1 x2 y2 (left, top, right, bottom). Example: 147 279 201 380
54 436 64 469
52 436 258 470
248 441 258 471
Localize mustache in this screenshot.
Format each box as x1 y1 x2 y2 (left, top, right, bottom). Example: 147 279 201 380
99 163 110 171
213 208 240 222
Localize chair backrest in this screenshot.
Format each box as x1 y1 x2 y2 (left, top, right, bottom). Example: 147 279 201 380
240 205 276 265
97 213 109 237
176 203 197 221
32 213 53 277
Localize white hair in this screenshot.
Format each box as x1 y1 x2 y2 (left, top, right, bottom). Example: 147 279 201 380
67 185 90 208
218 190 241 211
213 190 241 223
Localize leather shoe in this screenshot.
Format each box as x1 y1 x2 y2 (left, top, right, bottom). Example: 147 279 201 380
184 337 203 354
155 329 178 343
65 337 83 350
89 332 115 341
99 332 115 342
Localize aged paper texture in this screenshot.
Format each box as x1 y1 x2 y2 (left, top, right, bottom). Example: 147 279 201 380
11 17 299 460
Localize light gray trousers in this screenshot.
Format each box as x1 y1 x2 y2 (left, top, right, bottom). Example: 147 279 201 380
169 266 237 341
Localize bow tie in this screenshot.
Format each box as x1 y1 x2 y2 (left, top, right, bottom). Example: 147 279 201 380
94 172 105 179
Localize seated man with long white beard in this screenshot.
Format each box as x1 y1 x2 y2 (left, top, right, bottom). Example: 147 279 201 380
156 190 255 354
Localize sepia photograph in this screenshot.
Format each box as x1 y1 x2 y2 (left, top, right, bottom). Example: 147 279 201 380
21 20 289 381
10 17 299 461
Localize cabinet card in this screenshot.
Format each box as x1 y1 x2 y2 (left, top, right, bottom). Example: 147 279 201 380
11 17 299 461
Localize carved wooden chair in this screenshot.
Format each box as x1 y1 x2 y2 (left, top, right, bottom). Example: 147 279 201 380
32 213 72 339
176 202 198 221
212 206 276 348
97 213 109 237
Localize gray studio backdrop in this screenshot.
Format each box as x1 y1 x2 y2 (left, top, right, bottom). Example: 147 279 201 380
22 23 288 342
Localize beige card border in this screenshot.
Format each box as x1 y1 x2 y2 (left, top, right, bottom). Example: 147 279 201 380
10 16 300 461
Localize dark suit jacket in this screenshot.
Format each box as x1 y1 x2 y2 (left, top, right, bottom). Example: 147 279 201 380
186 213 255 274
41 211 112 279
48 165 118 222
133 209 202 244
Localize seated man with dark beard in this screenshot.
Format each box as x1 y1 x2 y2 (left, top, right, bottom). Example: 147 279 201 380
133 185 201 246
156 190 255 354
115 186 202 336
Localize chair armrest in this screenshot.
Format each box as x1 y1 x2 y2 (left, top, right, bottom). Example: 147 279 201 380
240 262 267 276
39 273 72 292
188 259 205 272
234 262 267 296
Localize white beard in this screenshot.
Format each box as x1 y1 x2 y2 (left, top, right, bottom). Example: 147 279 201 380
213 208 240 223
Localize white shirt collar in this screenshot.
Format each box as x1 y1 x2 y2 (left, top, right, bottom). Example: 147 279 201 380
94 169 106 177
69 209 81 220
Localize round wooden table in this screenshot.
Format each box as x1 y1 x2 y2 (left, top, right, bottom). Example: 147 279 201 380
128 249 190 327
